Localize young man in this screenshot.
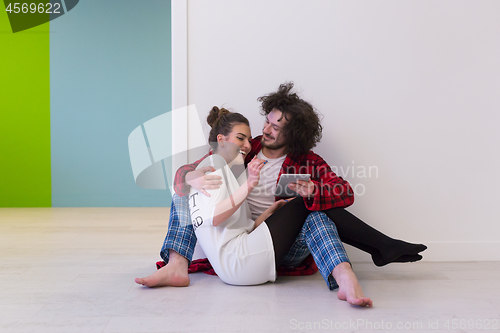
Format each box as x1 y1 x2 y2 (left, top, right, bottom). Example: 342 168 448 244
136 83 426 307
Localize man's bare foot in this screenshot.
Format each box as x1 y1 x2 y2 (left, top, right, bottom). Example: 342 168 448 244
332 262 373 307
135 251 190 288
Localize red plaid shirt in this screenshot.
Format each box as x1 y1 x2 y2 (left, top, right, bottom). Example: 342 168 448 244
173 135 354 211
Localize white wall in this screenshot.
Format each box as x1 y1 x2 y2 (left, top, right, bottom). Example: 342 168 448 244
184 0 500 261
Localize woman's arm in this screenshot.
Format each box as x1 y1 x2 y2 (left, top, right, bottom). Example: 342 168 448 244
212 156 265 227
253 199 289 229
212 179 255 226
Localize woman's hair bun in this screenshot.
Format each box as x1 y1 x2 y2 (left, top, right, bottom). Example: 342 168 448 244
207 106 230 128
206 106 250 151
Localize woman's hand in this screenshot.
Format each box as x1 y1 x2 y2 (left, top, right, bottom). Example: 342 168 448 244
253 198 294 229
268 199 290 214
186 166 222 197
246 156 266 189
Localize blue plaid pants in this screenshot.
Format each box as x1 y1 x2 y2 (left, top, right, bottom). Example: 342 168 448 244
160 194 350 290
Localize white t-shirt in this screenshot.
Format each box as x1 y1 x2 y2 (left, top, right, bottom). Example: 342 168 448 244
188 154 276 286
246 150 287 220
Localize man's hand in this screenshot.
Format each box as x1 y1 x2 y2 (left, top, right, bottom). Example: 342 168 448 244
288 179 316 198
185 166 222 197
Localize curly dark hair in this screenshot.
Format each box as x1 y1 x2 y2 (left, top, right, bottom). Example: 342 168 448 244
257 82 323 156
207 106 249 151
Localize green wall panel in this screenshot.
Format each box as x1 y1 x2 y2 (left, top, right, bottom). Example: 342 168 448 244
0 10 51 207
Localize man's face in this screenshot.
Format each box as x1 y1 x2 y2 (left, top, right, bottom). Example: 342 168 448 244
261 108 287 150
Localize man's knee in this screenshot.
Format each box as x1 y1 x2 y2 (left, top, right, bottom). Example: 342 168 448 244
307 211 328 222
306 211 339 231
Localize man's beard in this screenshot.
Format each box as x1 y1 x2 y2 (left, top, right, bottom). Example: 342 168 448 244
260 136 286 150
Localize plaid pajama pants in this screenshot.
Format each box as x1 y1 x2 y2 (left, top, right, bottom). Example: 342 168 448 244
160 194 350 290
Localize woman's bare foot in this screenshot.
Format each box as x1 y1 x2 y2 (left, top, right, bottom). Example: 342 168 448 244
332 262 373 307
135 251 190 288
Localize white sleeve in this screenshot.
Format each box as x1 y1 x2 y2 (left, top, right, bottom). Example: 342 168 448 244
197 155 233 227
204 167 230 226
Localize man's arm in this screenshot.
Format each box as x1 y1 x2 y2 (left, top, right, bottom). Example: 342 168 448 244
297 152 355 211
173 153 211 196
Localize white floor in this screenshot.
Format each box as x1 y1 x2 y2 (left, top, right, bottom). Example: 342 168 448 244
1 208 499 333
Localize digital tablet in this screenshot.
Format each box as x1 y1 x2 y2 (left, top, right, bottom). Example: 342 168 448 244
274 174 311 197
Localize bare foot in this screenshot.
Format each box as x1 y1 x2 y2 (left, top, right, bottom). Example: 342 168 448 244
332 262 373 307
135 251 190 288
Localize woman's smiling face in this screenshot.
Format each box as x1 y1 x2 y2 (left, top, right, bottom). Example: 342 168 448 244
217 123 252 162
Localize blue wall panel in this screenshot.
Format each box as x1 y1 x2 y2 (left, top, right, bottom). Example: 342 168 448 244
50 0 172 207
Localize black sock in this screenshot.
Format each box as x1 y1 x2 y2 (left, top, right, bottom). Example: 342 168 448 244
323 208 427 266
372 253 423 267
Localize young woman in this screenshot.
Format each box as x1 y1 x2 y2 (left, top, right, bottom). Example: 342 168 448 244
188 107 313 285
